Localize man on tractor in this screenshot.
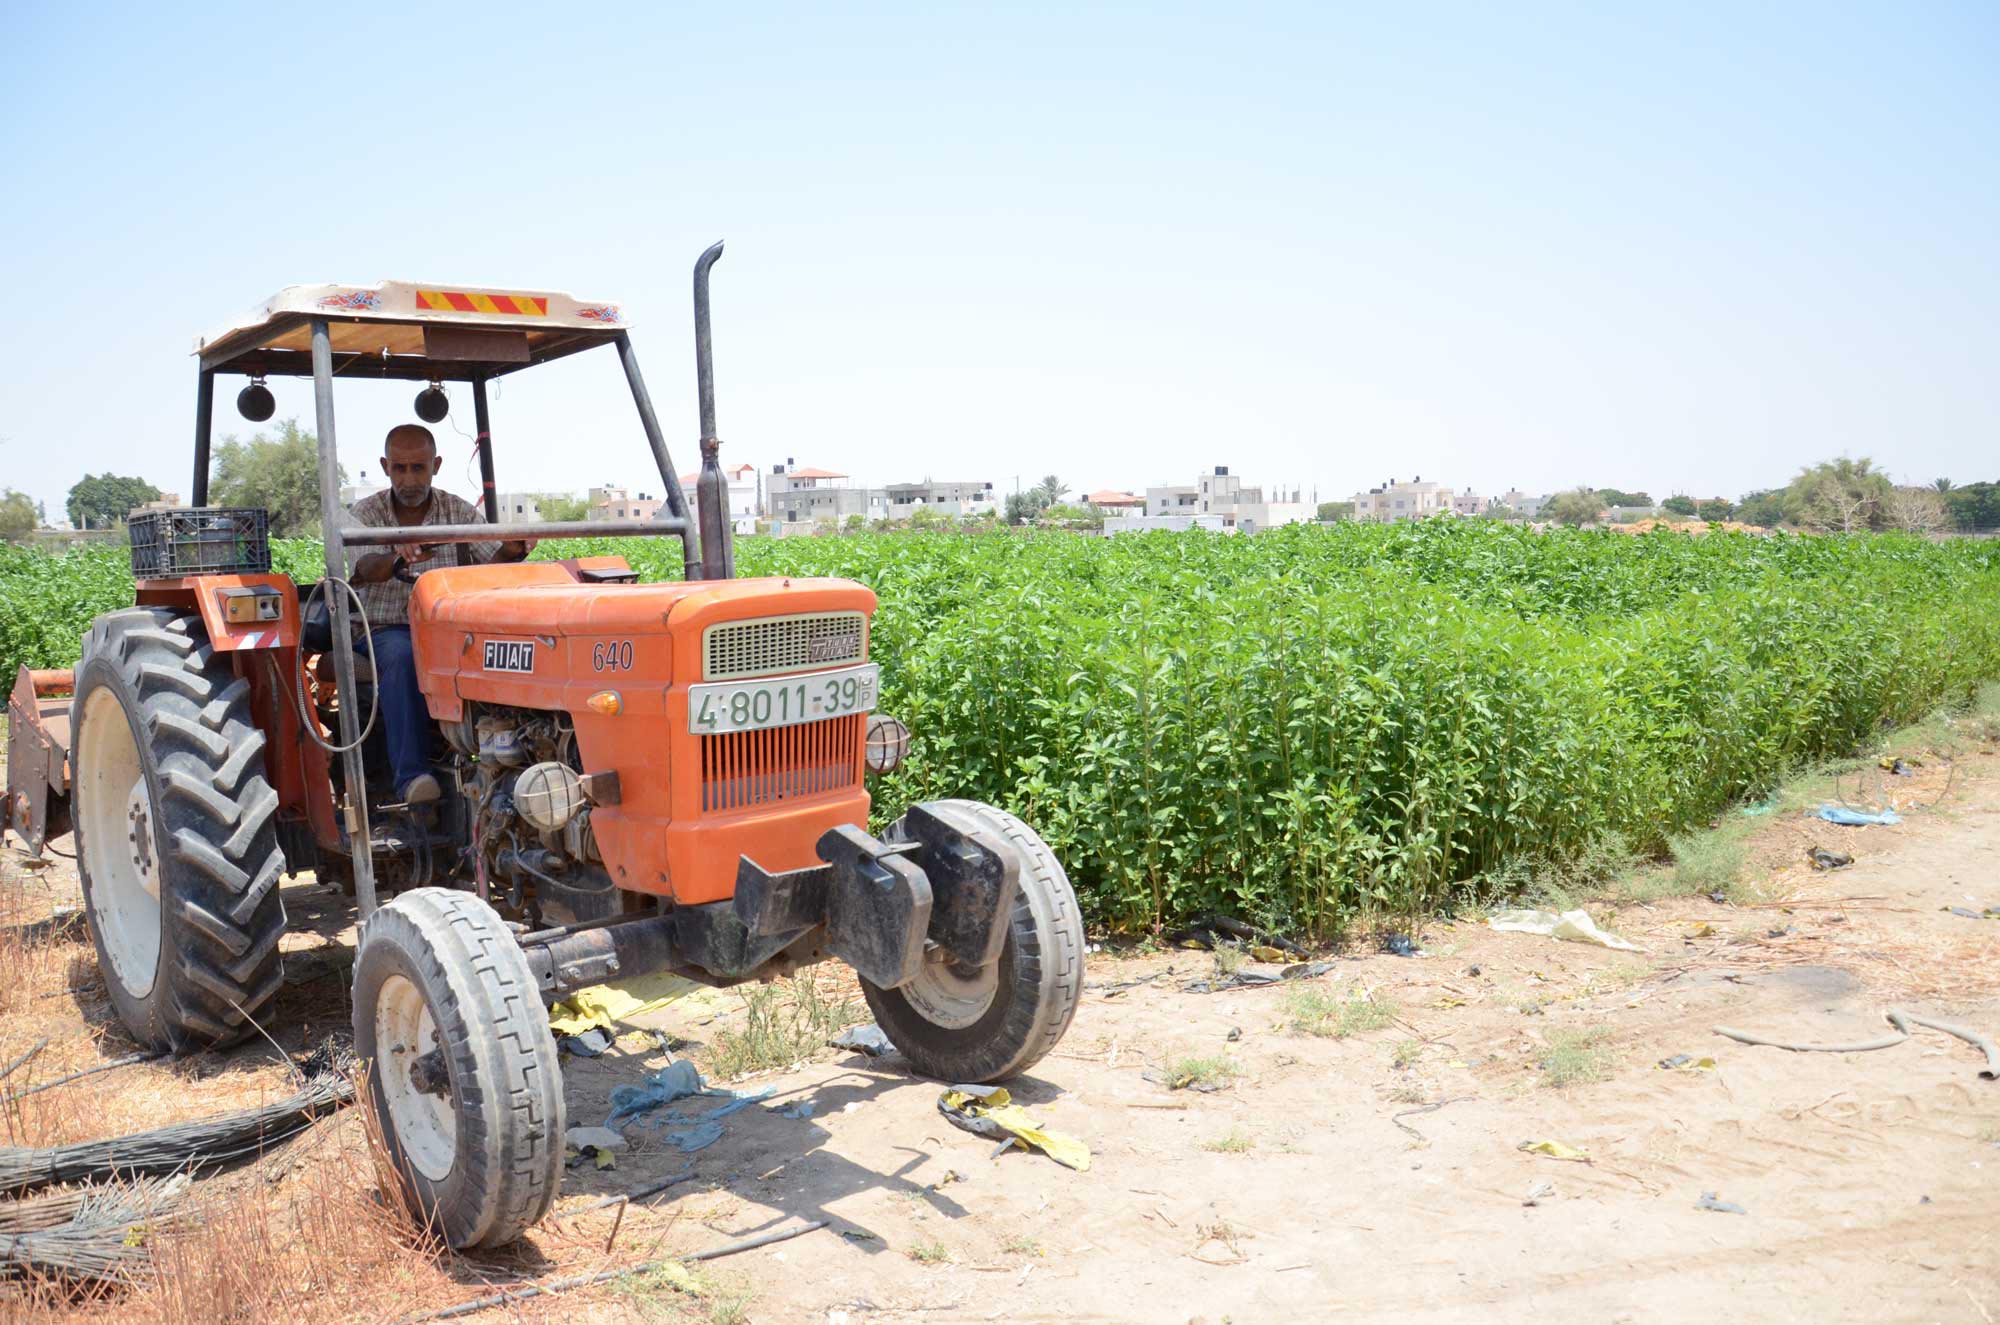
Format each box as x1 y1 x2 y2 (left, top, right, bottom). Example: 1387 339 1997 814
4 253 1085 1251
347 422 533 803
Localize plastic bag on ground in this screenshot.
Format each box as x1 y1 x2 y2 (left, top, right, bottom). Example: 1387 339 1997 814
1814 805 1900 827
831 1023 895 1057
1487 908 1642 952
605 1060 705 1125
937 1086 1091 1171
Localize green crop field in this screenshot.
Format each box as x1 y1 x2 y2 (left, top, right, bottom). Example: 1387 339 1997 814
6 524 1999 935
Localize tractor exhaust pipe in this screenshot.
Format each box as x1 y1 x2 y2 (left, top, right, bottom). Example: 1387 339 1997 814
692 241 734 580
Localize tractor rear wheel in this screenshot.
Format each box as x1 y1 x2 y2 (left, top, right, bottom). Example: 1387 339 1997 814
862 800 1085 1082
71 609 287 1053
353 887 564 1249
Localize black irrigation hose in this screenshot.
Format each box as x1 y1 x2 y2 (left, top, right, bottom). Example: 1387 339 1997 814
565 1166 696 1216
1892 1009 2000 1080
1714 1007 2000 1079
0 1072 353 1196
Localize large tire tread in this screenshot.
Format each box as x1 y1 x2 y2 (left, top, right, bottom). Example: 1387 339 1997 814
864 800 1085 1082
73 609 287 1054
354 887 563 1249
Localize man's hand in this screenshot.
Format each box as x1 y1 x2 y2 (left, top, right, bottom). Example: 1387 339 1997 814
497 539 535 563
352 551 399 585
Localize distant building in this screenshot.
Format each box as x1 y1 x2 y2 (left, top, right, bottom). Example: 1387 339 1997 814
495 493 544 524
678 463 762 534
1353 475 1454 522
764 464 1001 525
1085 489 1144 512
588 485 663 522
883 479 997 520
765 465 884 524
493 491 584 525
1451 487 1488 516
1495 489 1552 520
132 492 184 515
1124 467 1312 533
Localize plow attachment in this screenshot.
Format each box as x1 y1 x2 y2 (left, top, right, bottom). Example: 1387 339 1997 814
5 667 73 856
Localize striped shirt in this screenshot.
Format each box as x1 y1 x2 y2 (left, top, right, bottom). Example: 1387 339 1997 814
345 488 502 627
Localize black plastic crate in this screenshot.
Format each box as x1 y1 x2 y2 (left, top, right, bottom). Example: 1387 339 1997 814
128 508 272 580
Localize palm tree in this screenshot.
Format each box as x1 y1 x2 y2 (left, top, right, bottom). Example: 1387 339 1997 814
1034 475 1069 506
1933 478 1954 494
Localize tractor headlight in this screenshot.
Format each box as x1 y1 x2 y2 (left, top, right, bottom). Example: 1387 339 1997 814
865 714 911 775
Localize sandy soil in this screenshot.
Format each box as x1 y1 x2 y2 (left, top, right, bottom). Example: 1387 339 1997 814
3 744 1998 1324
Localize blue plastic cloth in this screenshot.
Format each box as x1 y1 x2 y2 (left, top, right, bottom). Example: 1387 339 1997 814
606 1060 705 1126
1815 805 1901 826
605 1060 777 1158
695 1087 775 1121
662 1120 725 1152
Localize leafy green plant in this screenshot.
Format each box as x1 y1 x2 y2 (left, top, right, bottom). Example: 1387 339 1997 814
7 523 2000 939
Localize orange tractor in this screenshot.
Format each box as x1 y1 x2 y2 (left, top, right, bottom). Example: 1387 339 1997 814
4 246 1083 1247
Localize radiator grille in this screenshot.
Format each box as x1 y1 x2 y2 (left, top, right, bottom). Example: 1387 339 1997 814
703 612 866 681
700 713 864 813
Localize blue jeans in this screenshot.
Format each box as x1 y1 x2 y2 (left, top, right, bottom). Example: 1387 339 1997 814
369 626 431 792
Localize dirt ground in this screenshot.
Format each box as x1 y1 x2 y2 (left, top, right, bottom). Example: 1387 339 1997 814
4 737 1999 1324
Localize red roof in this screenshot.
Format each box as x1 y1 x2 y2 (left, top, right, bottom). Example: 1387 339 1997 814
1087 489 1143 506
786 467 848 480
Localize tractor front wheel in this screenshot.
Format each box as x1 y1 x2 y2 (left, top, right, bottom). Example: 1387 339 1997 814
862 801 1085 1083
353 887 564 1249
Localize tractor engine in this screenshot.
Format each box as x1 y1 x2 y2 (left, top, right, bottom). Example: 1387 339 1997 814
443 704 617 926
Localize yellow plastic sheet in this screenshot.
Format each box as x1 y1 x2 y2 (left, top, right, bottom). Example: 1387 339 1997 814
1518 1139 1591 1162
939 1087 1092 1172
548 971 730 1036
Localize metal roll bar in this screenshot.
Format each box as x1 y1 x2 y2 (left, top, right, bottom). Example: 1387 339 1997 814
341 517 687 547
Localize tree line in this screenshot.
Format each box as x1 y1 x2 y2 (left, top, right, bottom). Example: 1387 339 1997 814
6 436 1998 544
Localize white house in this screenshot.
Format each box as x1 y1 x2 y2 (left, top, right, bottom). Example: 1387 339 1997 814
1125 467 1312 533
1353 476 1452 521
679 463 761 534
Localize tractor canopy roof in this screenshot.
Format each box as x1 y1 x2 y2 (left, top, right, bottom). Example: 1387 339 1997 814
196 281 628 382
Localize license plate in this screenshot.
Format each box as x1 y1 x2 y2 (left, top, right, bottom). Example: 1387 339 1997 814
688 663 880 735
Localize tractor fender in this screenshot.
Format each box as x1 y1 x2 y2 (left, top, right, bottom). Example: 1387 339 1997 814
136 572 301 653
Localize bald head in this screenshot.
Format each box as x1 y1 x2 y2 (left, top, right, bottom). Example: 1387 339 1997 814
382 424 442 508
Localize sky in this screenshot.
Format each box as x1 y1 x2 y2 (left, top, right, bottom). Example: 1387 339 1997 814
1 2 1994 521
